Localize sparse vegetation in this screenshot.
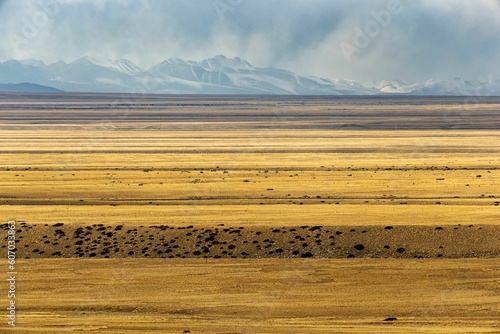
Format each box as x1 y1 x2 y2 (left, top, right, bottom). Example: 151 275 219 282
0 95 498 333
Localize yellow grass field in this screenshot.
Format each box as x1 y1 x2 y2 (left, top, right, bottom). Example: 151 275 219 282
0 95 499 333
10 258 500 334
1 130 499 227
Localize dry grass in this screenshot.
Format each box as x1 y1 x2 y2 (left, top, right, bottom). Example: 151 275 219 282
3 204 499 227
0 95 499 332
1 130 498 227
11 258 500 333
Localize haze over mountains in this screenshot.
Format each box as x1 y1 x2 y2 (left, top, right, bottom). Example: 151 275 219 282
0 82 62 93
0 55 498 96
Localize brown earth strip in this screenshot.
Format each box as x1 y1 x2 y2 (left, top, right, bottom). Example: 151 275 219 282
4 222 499 259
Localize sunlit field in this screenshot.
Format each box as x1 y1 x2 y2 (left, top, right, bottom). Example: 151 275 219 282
1 94 499 333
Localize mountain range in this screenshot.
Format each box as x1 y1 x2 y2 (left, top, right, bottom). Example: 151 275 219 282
0 82 62 93
1 55 499 95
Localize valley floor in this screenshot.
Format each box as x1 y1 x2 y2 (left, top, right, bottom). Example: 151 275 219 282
0 94 499 332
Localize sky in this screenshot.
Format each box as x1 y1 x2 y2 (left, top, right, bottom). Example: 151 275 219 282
0 0 499 82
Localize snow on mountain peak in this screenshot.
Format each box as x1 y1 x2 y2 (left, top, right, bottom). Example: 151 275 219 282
80 57 143 74
167 57 187 64
70 56 95 65
107 59 144 74
200 55 253 71
1 56 499 95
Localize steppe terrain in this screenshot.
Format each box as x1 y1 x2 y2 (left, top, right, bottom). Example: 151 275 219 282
0 94 499 333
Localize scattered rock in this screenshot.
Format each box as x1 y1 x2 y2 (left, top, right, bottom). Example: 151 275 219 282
354 244 365 251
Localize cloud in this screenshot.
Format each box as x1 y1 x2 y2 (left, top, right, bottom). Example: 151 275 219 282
0 0 499 82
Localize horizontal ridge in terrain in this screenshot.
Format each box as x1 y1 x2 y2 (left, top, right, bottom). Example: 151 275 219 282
5 222 499 259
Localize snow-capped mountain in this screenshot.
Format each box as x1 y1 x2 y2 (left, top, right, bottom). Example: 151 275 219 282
86 57 144 75
368 79 416 93
406 78 498 96
0 56 499 95
365 78 500 96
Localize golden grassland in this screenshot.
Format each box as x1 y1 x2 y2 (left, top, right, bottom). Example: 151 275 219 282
9 258 500 333
0 95 499 332
1 129 499 227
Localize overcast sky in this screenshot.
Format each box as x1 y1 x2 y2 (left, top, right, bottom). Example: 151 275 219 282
0 0 499 82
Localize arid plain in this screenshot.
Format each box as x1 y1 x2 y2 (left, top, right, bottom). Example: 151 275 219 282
1 94 499 333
